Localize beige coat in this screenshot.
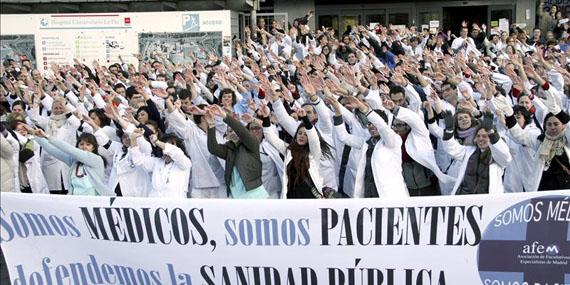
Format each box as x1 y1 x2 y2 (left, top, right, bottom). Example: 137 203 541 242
0 135 15 192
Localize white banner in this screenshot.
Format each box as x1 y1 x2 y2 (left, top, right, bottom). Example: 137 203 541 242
1 191 569 285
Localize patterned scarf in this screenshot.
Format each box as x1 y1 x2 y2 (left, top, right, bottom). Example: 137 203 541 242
537 128 568 168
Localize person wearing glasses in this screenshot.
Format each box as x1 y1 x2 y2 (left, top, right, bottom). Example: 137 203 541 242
389 105 455 196
246 117 283 199
32 130 115 196
205 104 269 199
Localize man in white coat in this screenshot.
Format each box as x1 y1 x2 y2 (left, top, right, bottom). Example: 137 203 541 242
164 95 226 198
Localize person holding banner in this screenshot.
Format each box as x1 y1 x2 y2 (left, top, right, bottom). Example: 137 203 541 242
32 130 115 196
205 104 269 199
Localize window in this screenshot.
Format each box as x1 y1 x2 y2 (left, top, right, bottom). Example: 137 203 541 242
319 15 339 32
389 13 409 25
341 15 360 35
419 12 439 26
366 13 386 27
491 9 513 23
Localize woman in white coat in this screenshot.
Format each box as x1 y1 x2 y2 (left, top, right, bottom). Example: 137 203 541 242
97 127 153 197
329 96 409 198
504 92 570 191
11 121 49 193
499 106 542 192
85 106 152 197
261 102 332 199
441 111 512 195
130 132 192 198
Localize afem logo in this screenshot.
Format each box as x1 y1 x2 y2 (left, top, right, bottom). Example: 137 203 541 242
522 241 560 256
545 244 560 256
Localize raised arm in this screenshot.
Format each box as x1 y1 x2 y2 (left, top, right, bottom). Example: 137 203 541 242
260 104 288 155
224 111 259 153
42 135 103 167
441 111 467 160
272 98 300 136
204 106 229 159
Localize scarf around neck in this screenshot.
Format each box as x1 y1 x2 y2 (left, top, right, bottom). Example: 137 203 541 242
457 127 477 146
537 128 568 168
47 113 68 136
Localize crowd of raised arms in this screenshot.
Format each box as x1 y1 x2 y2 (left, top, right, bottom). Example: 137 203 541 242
0 10 569 199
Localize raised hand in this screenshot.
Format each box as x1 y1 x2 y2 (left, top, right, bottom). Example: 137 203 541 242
209 104 227 118
295 106 307 118
188 105 206 116
203 108 215 126
132 128 144 138
299 75 316 97
34 128 48 138
324 94 341 114
442 110 455 131
258 101 270 118
247 98 257 112
241 113 255 124
152 88 168 99
481 111 495 131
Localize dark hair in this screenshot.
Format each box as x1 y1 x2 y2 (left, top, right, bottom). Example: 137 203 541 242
513 105 532 126
136 106 150 122
125 86 137 99
113 83 126 92
218 88 237 106
389 85 406 97
76 133 107 167
11 100 26 111
287 124 334 187
179 89 193 101
88 108 111 127
144 120 161 137
160 133 187 157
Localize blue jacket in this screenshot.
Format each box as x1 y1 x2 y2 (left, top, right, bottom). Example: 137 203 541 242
34 137 115 196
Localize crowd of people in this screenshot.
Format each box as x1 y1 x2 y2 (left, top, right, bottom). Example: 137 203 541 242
1 11 569 199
